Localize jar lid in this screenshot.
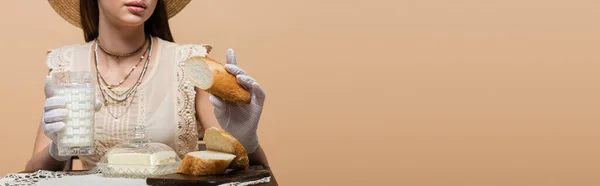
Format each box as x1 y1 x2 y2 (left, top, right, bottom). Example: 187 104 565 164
96 126 181 178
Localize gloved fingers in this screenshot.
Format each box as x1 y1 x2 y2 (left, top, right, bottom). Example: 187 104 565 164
44 76 55 98
235 75 257 90
44 109 69 123
224 64 247 77
226 48 237 65
236 75 266 104
251 82 266 105
95 99 103 112
49 142 72 161
209 95 227 114
43 122 65 134
44 97 66 111
209 95 227 119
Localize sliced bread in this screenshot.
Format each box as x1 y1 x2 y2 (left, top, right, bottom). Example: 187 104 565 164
183 56 251 104
204 127 250 170
176 151 237 176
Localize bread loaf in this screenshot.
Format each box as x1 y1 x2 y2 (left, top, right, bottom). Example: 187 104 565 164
176 127 250 175
204 127 249 170
176 151 236 176
183 56 251 104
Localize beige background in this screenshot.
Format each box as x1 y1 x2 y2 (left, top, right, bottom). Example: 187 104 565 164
1 0 600 185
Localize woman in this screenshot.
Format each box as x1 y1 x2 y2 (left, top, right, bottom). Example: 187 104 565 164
25 0 276 183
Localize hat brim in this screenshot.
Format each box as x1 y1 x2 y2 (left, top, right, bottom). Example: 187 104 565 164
48 0 191 28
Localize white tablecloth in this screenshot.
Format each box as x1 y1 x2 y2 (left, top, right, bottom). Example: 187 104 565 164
0 170 145 186
0 170 270 186
38 174 147 186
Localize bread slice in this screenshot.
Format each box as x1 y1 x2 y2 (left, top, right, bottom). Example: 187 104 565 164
183 56 251 104
204 127 250 170
182 56 213 92
176 151 236 176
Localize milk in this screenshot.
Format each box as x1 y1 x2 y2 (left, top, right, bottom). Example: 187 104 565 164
52 72 96 156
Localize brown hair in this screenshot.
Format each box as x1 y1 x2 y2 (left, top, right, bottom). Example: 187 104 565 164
79 0 175 42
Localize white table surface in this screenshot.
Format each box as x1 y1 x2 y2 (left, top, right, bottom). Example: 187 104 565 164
0 170 271 186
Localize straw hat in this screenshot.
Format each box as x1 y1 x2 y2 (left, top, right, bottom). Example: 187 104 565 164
48 0 192 28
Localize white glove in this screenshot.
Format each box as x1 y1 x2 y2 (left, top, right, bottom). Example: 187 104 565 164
209 49 266 154
42 75 102 161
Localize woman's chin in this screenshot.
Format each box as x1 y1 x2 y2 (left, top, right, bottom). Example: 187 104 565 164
118 16 148 27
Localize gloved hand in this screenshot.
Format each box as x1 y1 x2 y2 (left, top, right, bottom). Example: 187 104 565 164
42 75 102 161
209 49 266 154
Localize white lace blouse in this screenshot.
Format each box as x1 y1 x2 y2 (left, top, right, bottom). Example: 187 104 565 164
45 37 211 169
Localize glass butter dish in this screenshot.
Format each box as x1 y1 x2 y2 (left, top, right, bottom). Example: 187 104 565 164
96 126 181 178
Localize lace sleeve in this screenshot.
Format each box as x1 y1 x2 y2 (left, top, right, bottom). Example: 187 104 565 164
175 44 212 62
173 43 213 158
45 45 75 74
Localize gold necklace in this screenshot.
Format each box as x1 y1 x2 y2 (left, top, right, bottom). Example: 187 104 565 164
103 89 138 121
94 37 153 104
94 38 151 121
97 36 146 57
99 36 149 89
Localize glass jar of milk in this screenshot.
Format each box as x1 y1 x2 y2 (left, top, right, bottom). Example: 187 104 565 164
51 71 96 156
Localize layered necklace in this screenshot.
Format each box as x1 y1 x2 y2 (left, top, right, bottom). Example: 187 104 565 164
94 35 153 121
97 38 145 58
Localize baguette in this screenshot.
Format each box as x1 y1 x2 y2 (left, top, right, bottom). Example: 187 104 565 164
183 56 251 104
176 151 236 176
204 127 249 170
176 127 250 175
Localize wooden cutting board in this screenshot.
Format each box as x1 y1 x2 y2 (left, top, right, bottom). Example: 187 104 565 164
145 166 271 186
